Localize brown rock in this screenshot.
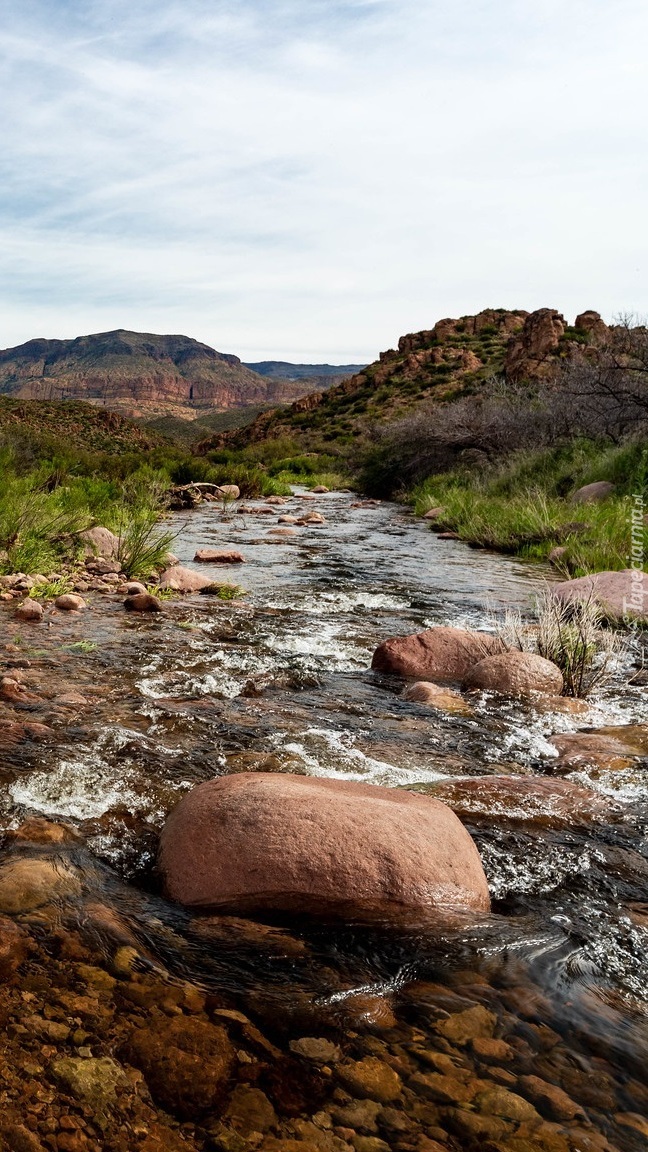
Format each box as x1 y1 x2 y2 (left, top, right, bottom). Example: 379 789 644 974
158 773 490 916
54 593 86 611
123 581 148 595
268 527 298 537
547 725 648 772
0 857 82 913
159 564 213 592
505 308 566 382
548 546 567 565
402 681 472 716
435 1004 497 1045
425 775 618 829
14 597 44 622
0 914 33 978
574 310 608 340
124 592 162 612
422 507 444 521
471 1036 513 1062
217 484 241 499
570 481 616 504
289 1037 342 1063
517 1075 583 1121
278 515 299 524
408 1071 475 1105
265 495 287 505
552 569 647 622
124 1015 235 1118
223 1084 277 1135
298 512 326 525
312 485 330 493
79 525 119 558
193 548 245 563
462 650 563 697
336 1056 402 1103
372 626 502 682
475 1085 541 1122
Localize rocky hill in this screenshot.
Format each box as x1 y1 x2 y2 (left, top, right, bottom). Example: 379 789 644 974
0 330 342 420
0 396 166 454
206 308 609 453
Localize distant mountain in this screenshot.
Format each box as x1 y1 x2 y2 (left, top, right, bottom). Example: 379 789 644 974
0 330 343 419
245 360 366 381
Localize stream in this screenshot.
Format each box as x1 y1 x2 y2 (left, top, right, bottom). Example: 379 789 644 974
1 490 647 1151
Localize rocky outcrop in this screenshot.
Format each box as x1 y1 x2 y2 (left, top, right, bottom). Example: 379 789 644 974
505 309 566 382
158 773 491 916
372 626 503 682
462 651 564 697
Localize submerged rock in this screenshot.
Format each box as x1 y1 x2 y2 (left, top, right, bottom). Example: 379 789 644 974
402 681 472 716
158 773 490 916
547 725 648 772
123 1015 235 1118
462 650 563 697
372 626 502 682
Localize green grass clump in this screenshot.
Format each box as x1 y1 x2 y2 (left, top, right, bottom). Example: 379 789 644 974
413 439 647 575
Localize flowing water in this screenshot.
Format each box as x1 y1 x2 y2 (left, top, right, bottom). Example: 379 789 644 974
1 491 647 1150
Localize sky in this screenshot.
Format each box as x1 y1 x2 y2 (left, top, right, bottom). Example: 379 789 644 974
1 0 647 363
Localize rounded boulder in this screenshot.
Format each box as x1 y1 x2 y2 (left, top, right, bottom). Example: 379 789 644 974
462 650 563 696
158 773 490 916
372 626 503 682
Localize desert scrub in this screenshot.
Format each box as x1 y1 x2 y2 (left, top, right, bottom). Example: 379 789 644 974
499 591 627 697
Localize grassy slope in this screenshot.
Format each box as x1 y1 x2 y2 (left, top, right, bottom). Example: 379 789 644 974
414 440 647 577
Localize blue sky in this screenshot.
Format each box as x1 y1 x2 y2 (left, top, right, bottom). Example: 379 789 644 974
1 0 647 361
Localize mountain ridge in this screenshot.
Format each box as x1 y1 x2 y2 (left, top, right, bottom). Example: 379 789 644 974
0 329 358 419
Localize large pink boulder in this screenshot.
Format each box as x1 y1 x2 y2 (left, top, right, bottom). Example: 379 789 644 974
193 549 245 564
79 526 119 559
462 651 563 697
552 570 647 622
158 774 490 916
371 626 503 682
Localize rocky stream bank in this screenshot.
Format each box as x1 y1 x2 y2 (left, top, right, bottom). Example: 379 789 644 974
0 491 647 1152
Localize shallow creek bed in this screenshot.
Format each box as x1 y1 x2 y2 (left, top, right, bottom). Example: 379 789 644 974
0 491 647 1152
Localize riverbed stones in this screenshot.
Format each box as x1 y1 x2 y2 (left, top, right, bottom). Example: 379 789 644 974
517 1075 584 1122
124 1015 235 1118
436 1005 497 1045
462 651 563 697
371 626 503 682
289 1037 342 1063
159 564 213 592
336 1056 402 1103
0 915 32 979
193 548 245 563
158 773 491 915
14 597 44 622
50 1056 129 1117
552 569 647 622
54 593 86 611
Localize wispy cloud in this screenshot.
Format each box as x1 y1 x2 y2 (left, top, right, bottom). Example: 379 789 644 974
1 0 647 359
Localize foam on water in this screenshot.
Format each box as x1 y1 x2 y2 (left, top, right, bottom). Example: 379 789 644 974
281 727 448 788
